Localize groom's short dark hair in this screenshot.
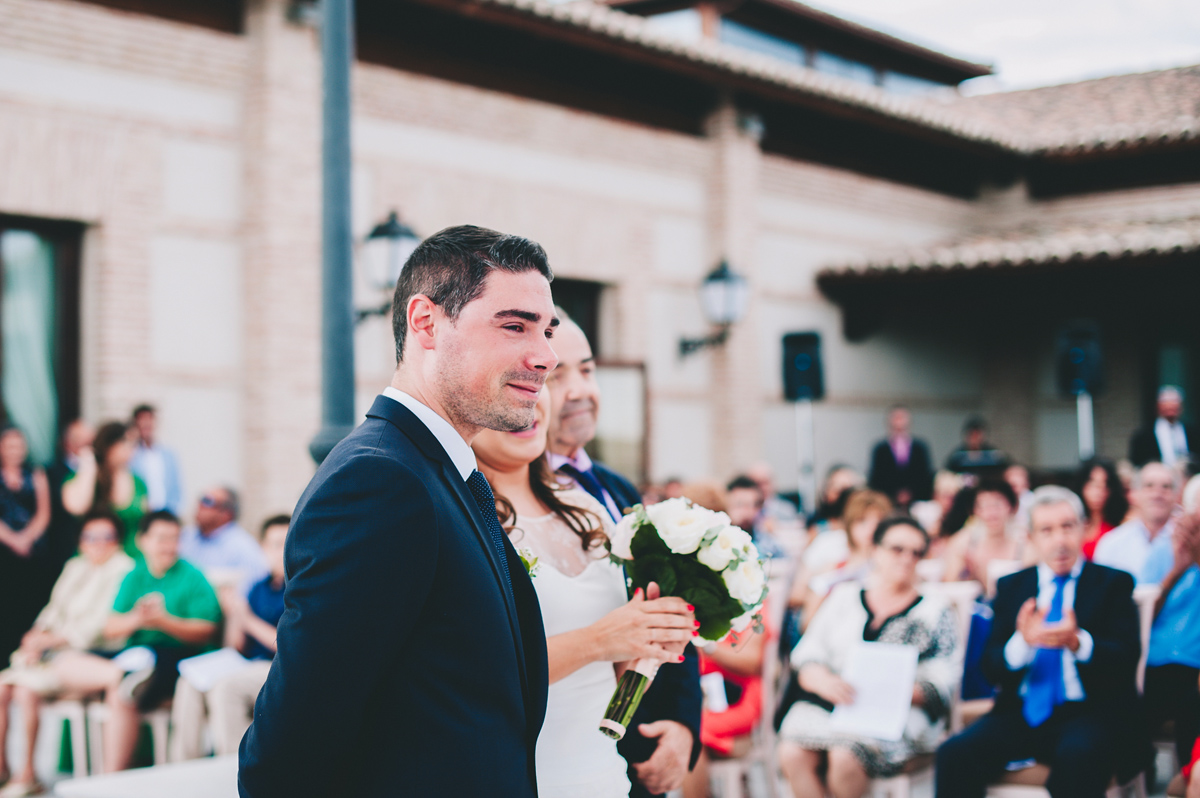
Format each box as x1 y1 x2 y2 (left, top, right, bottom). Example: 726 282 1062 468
392 225 553 363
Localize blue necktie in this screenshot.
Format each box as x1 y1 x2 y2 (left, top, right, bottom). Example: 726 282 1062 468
1023 574 1071 728
466 470 514 598
557 463 618 522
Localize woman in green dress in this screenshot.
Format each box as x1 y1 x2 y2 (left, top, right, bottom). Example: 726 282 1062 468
62 422 148 558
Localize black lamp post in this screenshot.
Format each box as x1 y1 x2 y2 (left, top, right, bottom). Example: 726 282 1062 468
678 260 750 357
309 0 356 465
355 210 421 323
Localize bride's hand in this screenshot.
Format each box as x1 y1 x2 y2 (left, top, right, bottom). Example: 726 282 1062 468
589 586 696 663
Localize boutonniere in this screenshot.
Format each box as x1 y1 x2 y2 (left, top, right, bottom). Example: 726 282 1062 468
518 547 540 578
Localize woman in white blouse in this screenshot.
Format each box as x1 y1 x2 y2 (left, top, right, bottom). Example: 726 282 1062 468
0 510 133 796
777 517 960 798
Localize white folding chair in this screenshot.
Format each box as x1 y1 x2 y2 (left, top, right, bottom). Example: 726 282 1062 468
39 697 91 778
86 702 173 769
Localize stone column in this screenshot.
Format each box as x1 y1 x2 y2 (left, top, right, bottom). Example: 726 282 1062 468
240 0 323 526
705 98 763 478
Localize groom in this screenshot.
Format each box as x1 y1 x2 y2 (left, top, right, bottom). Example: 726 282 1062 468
239 226 556 797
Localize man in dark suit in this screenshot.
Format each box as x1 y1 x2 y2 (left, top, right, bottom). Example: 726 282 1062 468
1130 385 1197 469
545 316 703 798
867 405 933 507
936 485 1144 798
239 226 556 797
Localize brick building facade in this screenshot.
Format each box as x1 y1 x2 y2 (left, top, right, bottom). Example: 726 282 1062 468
1 0 1197 525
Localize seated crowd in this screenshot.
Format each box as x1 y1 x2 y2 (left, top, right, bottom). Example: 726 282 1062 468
0 414 288 796
4 387 1200 798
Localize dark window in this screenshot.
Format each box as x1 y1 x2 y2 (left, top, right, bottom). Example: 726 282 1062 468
0 215 84 465
73 0 244 34
551 278 604 358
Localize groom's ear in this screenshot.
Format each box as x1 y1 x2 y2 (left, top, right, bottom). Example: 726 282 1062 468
406 294 440 353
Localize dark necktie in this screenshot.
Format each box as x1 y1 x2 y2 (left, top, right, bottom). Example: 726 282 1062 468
557 463 618 522
1023 574 1071 727
466 470 514 597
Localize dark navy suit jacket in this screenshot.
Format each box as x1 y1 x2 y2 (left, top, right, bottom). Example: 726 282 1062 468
593 461 704 797
239 396 548 797
983 561 1147 782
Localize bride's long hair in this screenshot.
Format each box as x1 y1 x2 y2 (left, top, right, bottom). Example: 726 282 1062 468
493 455 608 552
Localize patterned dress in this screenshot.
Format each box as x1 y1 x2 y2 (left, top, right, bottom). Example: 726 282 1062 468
779 581 961 778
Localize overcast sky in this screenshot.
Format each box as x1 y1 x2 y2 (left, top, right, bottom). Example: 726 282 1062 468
808 0 1200 92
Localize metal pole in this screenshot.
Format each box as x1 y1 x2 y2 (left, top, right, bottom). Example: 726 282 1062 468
309 0 357 465
1077 391 1095 461
795 399 816 514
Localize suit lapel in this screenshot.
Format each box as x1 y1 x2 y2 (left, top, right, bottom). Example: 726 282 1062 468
1074 561 1101 627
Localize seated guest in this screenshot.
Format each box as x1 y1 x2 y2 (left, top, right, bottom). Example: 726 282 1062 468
0 511 134 797
935 486 1143 798
942 479 1030 589
179 486 268 592
55 511 220 772
910 470 964 558
795 490 893 630
1094 462 1178 581
806 466 863 540
746 461 802 526
0 425 51 665
726 475 785 559
1005 464 1034 531
778 518 959 798
1139 475 1200 775
171 515 290 761
61 421 147 559
1074 459 1129 561
682 629 767 798
867 405 934 508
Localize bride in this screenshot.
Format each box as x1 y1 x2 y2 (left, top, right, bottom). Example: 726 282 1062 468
473 390 695 797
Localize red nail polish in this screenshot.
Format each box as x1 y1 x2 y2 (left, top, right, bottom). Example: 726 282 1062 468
694 620 700 628
687 604 694 612
678 654 685 662
634 588 642 598
692 631 699 637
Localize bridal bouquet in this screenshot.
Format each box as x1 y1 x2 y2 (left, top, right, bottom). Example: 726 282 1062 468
599 498 768 740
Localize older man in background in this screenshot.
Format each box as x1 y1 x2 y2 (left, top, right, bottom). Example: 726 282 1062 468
178 487 267 593
545 314 702 798
1093 462 1178 581
1131 386 1196 469
936 486 1143 798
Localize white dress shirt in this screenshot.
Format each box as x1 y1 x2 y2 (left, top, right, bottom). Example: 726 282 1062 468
1004 559 1094 702
1155 418 1190 466
381 387 476 481
1092 517 1174 584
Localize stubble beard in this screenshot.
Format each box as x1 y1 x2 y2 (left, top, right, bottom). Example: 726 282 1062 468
440 361 544 433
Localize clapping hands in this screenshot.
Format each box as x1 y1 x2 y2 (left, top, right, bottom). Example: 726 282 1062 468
1017 599 1080 652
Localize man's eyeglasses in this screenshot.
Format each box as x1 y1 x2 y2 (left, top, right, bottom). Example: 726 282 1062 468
883 544 926 559
81 532 118 544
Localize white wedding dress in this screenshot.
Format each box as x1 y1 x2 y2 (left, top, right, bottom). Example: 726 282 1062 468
511 489 632 798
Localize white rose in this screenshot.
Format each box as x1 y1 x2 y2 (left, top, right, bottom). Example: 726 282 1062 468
608 512 639 561
696 525 753 571
646 499 715 555
723 558 767 605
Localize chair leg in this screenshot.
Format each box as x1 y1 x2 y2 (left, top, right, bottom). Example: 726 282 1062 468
66 706 88 779
86 704 105 775
149 712 170 767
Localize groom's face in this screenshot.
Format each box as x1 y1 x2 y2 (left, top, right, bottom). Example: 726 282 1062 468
435 269 559 433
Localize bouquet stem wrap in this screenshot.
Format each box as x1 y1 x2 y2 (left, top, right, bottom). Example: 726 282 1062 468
599 658 661 740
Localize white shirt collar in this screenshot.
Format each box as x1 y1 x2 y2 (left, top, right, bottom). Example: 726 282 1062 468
381 387 477 481
1037 556 1084 587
